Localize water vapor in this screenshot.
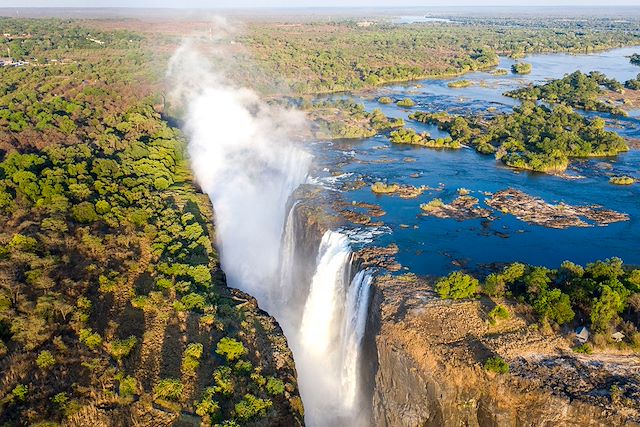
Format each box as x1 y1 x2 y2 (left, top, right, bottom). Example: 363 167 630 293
166 25 310 305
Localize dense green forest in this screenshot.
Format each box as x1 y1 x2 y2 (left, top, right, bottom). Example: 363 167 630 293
243 21 640 94
505 70 631 115
409 103 628 172
436 258 640 350
0 18 302 426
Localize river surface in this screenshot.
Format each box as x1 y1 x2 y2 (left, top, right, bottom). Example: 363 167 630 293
307 46 640 277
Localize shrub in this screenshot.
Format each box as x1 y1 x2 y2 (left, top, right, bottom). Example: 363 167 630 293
420 198 444 212
448 80 472 88
488 305 510 324
153 378 183 401
79 329 103 350
266 377 285 396
36 350 56 369
107 336 137 361
12 384 28 402
378 96 393 104
51 392 69 408
234 394 272 421
234 359 253 374
71 202 99 223
8 234 38 252
182 342 203 374
95 200 111 214
195 388 220 419
573 343 593 354
484 356 509 374
119 375 138 398
180 293 206 311
216 337 248 362
435 271 479 300
213 366 234 396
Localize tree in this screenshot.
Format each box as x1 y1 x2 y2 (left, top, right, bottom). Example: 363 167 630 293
435 271 479 300
36 350 56 369
71 201 98 223
590 285 625 332
484 356 509 374
216 337 247 362
533 289 575 325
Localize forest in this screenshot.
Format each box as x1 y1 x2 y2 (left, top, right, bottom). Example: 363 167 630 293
436 258 640 351
0 17 301 426
505 70 632 115
409 103 628 172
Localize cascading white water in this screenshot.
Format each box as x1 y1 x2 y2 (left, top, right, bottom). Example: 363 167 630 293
295 230 372 426
169 39 372 427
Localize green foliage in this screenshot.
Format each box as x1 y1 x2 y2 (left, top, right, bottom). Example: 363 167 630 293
488 305 510 324
213 366 235 396
71 202 98 224
266 377 285 396
78 329 102 350
12 384 28 402
153 378 183 401
533 288 575 325
448 80 472 88
435 271 479 300
506 71 627 115
573 343 593 354
396 98 416 107
378 96 393 104
609 176 635 185
234 394 273 421
511 62 532 74
51 392 69 408
195 387 220 419
118 375 138 398
629 53 640 66
36 350 56 369
107 336 137 361
8 234 38 252
182 342 204 374
484 356 509 374
216 337 248 362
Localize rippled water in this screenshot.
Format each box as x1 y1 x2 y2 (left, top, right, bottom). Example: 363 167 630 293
310 47 640 276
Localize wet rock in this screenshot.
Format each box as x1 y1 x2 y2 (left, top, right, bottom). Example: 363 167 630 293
486 188 629 229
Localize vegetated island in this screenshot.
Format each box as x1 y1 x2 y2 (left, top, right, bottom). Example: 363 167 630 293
409 102 629 174
308 99 404 139
505 70 638 116
420 195 492 221
388 127 461 149
511 62 532 74
631 53 640 66
447 80 473 88
609 176 636 185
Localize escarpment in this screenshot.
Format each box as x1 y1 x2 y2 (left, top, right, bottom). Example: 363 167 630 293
368 274 640 427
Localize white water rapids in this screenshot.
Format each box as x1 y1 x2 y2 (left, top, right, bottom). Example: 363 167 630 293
169 42 372 426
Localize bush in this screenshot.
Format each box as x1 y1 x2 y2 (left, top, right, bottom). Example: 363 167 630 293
95 200 111 214
484 356 509 374
119 375 138 398
153 378 183 401
371 182 399 194
195 387 220 418
216 337 248 362
234 394 272 421
182 342 203 374
378 96 393 104
79 329 103 350
36 350 56 369
213 366 234 396
435 271 479 300
488 305 510 324
266 377 285 396
12 384 28 402
107 336 137 361
71 201 99 223
573 343 593 354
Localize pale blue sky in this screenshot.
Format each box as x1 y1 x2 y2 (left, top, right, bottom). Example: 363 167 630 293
4 0 640 7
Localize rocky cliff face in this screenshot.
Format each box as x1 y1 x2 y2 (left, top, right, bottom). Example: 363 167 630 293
368 274 640 427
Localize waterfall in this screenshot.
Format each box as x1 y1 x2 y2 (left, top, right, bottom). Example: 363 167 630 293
170 41 371 427
295 230 373 427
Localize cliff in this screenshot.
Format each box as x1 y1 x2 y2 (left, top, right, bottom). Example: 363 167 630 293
369 274 640 427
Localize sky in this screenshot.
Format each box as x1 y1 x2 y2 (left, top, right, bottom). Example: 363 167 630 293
4 0 640 8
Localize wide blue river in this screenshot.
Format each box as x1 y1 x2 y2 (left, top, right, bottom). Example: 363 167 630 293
308 46 640 276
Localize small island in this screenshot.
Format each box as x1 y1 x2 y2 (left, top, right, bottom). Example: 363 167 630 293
389 127 461 149
396 97 416 107
511 62 532 74
609 176 635 185
448 80 473 88
631 53 640 66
